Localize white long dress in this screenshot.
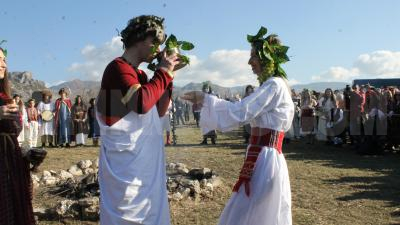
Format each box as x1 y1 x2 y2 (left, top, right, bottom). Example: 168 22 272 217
200 77 294 225
316 97 335 141
37 101 55 136
96 106 170 225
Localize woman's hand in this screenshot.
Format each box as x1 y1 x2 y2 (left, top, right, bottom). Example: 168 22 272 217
181 91 205 105
0 103 19 120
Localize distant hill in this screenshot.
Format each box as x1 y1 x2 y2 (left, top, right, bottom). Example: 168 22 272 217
291 82 350 92
49 79 100 103
8 71 48 102
8 72 352 104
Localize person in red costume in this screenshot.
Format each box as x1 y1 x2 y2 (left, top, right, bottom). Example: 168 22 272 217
0 46 36 224
96 15 182 225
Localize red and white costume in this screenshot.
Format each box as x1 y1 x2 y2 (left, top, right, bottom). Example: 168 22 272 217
96 57 173 225
200 77 294 225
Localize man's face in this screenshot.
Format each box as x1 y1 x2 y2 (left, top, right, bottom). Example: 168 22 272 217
138 36 161 63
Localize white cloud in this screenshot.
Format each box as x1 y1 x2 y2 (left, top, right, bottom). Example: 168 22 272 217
313 50 400 82
174 49 258 87
68 37 265 87
354 50 400 77
313 66 359 82
68 37 123 80
287 78 301 86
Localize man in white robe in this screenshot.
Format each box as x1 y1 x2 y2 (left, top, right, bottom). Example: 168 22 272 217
96 15 183 225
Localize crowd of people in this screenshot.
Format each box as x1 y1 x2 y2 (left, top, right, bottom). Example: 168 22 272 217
286 84 400 154
9 88 101 149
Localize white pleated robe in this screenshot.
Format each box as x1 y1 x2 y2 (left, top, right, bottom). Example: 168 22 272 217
97 106 170 225
200 77 294 225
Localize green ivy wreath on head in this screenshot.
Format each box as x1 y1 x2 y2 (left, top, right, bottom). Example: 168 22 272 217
0 40 7 57
247 27 290 84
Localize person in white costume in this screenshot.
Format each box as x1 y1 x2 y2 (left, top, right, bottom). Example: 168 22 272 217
14 94 28 147
95 15 184 225
37 90 55 147
161 100 173 145
26 98 39 148
183 27 294 225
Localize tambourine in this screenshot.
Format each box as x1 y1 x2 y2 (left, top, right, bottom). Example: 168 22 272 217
41 110 54 122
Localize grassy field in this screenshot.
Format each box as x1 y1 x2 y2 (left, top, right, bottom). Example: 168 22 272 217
35 121 400 225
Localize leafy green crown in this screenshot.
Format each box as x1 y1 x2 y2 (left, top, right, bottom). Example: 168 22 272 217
0 40 7 57
247 27 290 83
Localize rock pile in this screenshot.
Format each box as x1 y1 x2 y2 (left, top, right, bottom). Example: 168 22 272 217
166 163 222 201
34 161 222 221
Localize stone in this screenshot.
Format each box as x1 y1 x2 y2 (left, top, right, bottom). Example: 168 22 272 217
83 168 95 175
181 188 191 198
32 179 40 188
176 163 189 174
177 167 189 175
189 168 213 180
200 179 208 188
171 192 183 201
68 165 83 176
31 174 41 182
78 160 93 170
92 158 99 169
78 197 99 207
176 162 187 168
167 162 176 170
189 180 201 194
167 180 178 192
42 176 57 186
201 183 214 198
59 170 74 181
33 207 52 220
49 170 57 176
176 177 191 187
82 205 100 220
55 200 79 218
42 170 51 177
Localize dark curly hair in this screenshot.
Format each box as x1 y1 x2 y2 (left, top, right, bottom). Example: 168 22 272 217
120 15 166 49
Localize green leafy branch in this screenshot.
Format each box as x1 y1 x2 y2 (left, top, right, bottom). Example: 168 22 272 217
148 34 194 71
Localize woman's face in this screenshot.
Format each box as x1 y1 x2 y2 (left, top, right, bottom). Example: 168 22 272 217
325 89 332 97
248 48 262 76
0 50 7 79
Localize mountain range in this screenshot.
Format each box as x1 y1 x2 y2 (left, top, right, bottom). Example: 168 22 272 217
8 71 350 103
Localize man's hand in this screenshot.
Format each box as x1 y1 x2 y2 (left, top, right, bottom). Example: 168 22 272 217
0 103 19 120
157 50 181 74
181 91 205 105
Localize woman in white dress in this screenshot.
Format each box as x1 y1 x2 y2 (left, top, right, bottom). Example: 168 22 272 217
183 27 294 225
316 88 336 142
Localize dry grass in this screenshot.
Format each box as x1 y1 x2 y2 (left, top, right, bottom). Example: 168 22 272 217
35 121 400 225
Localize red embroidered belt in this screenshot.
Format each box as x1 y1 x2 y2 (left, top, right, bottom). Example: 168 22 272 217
233 127 285 196
249 127 285 153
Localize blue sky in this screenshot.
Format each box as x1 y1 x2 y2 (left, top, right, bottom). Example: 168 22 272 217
2 0 400 87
